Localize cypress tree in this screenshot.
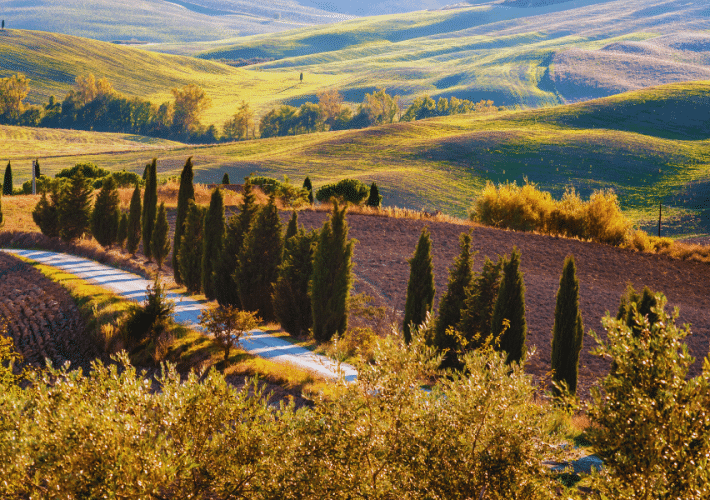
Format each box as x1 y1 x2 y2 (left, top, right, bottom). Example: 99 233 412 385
617 284 661 335
310 201 354 342
90 176 120 248
458 255 504 350
551 254 585 396
34 159 40 178
285 210 298 241
151 202 171 271
222 172 230 184
172 157 195 284
236 196 283 321
433 231 475 369
303 176 314 204
179 200 205 293
491 247 527 365
0 190 3 227
273 224 319 336
215 178 258 307
126 185 142 256
141 158 158 261
3 161 12 196
366 181 382 208
58 170 93 242
202 188 224 300
117 212 128 249
32 184 61 238
402 227 436 344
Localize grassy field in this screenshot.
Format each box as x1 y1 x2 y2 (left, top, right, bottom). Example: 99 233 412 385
2 81 709 236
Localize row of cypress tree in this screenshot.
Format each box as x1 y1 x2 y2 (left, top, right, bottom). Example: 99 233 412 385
404 227 586 396
169 159 355 340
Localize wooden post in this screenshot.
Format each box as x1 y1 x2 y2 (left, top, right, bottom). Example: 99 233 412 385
658 202 662 237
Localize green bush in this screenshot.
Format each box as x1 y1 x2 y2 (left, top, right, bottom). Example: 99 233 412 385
21 175 55 194
588 294 710 498
315 178 369 205
122 276 174 348
56 162 110 180
250 176 309 206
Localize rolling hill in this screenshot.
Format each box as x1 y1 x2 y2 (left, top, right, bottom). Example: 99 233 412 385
3 82 709 236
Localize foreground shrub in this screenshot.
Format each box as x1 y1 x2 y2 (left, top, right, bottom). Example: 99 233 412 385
588 294 710 499
199 305 260 362
122 276 174 348
471 181 630 245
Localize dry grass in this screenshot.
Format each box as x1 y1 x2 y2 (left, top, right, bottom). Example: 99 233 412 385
116 180 270 209
1 194 41 233
302 202 473 226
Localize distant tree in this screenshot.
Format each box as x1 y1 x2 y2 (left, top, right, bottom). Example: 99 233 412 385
172 157 195 284
0 74 30 123
300 72 304 83
0 190 3 228
1 21 4 30
222 173 230 184
117 212 128 249
363 88 400 125
491 247 527 365
3 161 12 196
141 158 158 261
297 102 323 133
223 101 254 141
151 202 171 271
303 176 314 204
202 188 224 300
403 227 436 344
259 105 298 138
199 306 260 363
433 231 475 369
58 170 93 242
178 200 205 294
171 84 211 139
366 181 382 208
32 187 60 238
316 178 369 205
126 185 142 256
551 255 584 397
273 212 318 336
34 159 40 178
215 178 258 307
317 89 346 129
236 196 283 322
90 176 120 248
458 255 504 350
310 201 354 342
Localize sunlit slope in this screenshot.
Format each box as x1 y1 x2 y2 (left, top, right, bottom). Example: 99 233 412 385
0 0 348 43
198 0 710 108
0 30 348 125
6 83 709 235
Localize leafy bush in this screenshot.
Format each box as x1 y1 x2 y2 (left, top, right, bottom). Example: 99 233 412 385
56 162 110 180
21 175 55 194
122 276 174 348
250 176 308 206
199 305 260 362
315 178 369 205
471 181 631 245
588 294 710 498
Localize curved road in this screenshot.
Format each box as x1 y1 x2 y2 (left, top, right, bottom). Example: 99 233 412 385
2 249 357 382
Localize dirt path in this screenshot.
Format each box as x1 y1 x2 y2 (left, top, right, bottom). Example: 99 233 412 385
1 249 357 382
290 211 710 399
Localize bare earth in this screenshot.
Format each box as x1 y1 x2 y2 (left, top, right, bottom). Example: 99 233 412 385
290 211 710 399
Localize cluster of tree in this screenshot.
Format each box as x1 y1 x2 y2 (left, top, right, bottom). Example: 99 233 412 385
315 178 382 207
401 96 500 122
169 162 356 342
0 74 216 143
404 227 585 397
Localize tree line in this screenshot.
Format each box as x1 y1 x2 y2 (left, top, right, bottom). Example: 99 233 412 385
0 73 501 144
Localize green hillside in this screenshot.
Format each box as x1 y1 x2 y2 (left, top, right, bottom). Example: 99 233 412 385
5 82 709 236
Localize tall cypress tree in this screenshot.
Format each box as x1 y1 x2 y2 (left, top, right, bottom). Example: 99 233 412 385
202 188 224 300
285 211 298 241
215 178 258 307
117 212 128 249
90 176 120 248
34 159 40 178
458 255 504 350
33 189 60 238
3 161 12 196
236 196 283 321
551 254 585 396
303 176 314 204
310 201 354 342
179 200 205 293
141 158 158 261
172 157 195 284
491 247 527 365
273 223 319 336
433 231 475 369
222 172 230 184
58 170 93 242
0 190 3 227
151 202 171 270
366 181 382 208
402 227 436 344
126 185 142 256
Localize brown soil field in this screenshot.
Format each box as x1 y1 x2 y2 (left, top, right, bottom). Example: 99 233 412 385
0 252 99 370
288 211 710 400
